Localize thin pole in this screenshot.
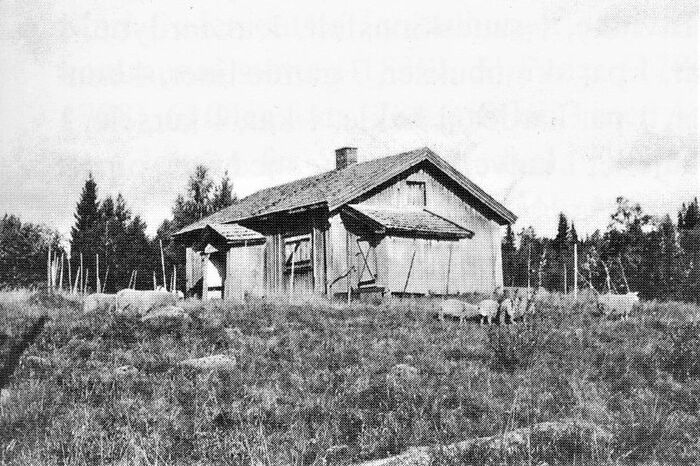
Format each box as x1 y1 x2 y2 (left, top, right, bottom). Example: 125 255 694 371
172 265 177 294
290 254 295 296
59 253 64 290
133 270 138 290
563 263 567 294
602 261 612 294
573 242 578 300
153 271 157 290
403 250 417 295
47 245 52 292
68 254 73 294
346 232 351 304
618 255 630 293
73 264 80 294
526 243 532 295
80 253 84 295
159 239 167 291
103 265 109 293
445 244 452 295
96 254 100 294
84 269 89 295
537 250 546 290
53 253 59 290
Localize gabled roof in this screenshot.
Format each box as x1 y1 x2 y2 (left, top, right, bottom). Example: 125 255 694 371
345 205 475 239
175 147 516 236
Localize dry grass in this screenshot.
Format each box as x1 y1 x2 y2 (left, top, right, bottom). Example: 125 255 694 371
1 291 699 465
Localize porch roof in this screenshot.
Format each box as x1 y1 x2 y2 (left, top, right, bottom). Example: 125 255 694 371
345 205 475 239
206 223 265 243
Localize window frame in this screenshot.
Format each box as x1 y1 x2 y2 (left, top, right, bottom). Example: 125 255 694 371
406 180 427 206
283 234 312 272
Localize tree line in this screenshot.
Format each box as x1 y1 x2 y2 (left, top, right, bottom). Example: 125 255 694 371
502 197 700 303
0 166 234 293
1 171 698 303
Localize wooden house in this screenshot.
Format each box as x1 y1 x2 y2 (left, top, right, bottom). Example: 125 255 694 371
173 147 516 300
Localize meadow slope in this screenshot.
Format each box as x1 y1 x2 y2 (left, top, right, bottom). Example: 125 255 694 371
1 290 700 465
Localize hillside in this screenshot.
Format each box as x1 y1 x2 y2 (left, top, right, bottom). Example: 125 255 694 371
1 291 700 465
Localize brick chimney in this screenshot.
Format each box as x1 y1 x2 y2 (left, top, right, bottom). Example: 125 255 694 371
335 147 357 170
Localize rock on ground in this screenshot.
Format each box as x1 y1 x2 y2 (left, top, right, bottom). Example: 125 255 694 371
141 305 191 328
114 365 138 379
354 419 611 466
0 389 10 406
99 365 139 383
115 289 177 315
224 327 243 342
24 355 51 369
179 354 237 372
387 364 419 388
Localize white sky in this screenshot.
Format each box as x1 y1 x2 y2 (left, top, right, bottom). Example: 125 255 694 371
0 1 697 240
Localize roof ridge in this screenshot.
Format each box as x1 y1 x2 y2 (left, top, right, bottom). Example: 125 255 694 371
175 147 430 234
174 145 516 237
352 204 425 213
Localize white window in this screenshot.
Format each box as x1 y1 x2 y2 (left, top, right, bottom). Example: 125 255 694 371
406 181 426 206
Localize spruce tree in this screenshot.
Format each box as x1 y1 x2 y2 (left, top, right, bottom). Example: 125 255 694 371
679 198 700 303
123 215 153 290
70 173 100 283
502 224 517 286
569 221 578 246
683 198 699 229
553 213 569 257
97 193 134 292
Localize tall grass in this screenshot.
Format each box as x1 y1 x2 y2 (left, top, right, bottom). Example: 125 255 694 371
1 291 699 465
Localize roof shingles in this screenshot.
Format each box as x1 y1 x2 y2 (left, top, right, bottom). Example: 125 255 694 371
347 205 474 238
175 147 515 236
207 223 264 242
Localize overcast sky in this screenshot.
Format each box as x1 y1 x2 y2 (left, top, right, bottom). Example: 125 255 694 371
0 1 697 241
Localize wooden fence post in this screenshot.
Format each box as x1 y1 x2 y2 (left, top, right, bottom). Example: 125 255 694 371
159 240 167 291
68 254 73 294
47 245 51 292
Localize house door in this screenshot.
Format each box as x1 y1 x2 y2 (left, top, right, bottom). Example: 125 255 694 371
205 251 226 299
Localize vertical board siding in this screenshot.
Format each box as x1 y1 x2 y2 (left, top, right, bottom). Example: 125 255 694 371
264 233 284 293
385 237 451 294
185 247 204 293
327 214 348 294
312 223 327 294
361 168 504 294
375 238 390 292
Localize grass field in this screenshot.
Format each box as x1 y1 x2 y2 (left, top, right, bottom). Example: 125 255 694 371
1 290 700 465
